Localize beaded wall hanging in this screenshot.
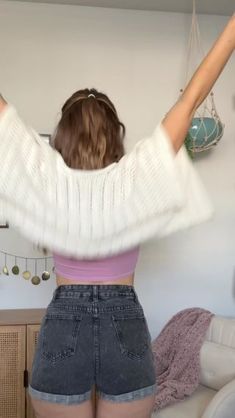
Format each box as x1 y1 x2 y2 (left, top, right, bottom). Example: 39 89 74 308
0 250 55 285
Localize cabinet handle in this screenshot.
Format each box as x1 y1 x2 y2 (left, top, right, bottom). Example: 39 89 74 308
24 370 29 388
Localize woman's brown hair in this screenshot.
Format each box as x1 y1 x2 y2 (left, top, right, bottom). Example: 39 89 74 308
52 88 126 170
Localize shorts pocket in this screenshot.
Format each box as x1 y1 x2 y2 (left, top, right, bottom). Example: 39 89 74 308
112 310 151 360
41 312 82 363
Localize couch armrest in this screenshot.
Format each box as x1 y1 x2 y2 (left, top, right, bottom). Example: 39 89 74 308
202 380 235 418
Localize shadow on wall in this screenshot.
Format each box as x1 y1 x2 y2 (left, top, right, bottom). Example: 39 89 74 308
232 268 235 300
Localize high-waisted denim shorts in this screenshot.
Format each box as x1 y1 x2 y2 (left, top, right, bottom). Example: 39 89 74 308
28 284 156 404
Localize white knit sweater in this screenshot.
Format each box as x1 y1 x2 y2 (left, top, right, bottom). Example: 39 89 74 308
0 105 213 258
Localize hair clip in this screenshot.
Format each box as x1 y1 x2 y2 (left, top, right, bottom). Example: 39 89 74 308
88 94 96 99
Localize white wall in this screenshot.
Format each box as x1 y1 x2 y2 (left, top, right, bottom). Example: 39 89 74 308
0 0 235 338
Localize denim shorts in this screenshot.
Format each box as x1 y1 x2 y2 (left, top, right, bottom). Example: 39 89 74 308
28 284 156 404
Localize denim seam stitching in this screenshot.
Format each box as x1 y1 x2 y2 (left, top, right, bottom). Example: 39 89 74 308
41 316 82 363
112 316 149 360
28 385 92 404
97 383 157 402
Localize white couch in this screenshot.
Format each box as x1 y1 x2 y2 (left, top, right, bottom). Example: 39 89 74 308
152 316 235 418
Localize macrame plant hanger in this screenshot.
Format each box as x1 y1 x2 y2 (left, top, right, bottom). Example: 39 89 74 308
183 0 224 156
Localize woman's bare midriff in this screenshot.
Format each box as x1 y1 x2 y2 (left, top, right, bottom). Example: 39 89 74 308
56 273 134 287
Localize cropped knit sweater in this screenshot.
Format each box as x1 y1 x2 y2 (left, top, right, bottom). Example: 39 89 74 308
0 105 213 259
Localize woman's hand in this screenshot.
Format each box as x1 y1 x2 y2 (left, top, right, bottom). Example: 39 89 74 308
0 94 7 113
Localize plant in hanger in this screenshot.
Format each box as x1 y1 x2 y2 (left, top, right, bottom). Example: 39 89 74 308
183 0 224 157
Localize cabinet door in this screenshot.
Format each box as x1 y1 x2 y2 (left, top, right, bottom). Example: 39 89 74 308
0 325 26 418
26 324 41 418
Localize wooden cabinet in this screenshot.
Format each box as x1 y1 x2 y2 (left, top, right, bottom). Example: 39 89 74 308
0 309 46 418
0 309 97 418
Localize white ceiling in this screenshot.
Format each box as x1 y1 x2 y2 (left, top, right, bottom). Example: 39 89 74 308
6 0 235 16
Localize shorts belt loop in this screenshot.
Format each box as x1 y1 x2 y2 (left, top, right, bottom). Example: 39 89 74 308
93 285 98 302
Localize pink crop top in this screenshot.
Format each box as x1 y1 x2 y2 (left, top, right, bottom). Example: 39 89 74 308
53 247 140 282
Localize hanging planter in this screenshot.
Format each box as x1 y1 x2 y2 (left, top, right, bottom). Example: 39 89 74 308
183 0 224 156
185 93 224 154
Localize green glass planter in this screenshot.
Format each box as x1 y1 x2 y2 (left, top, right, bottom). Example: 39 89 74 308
185 117 224 152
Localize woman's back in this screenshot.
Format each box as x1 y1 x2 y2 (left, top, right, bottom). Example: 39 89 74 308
54 246 139 286
51 88 139 285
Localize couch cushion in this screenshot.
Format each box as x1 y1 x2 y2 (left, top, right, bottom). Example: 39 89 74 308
200 341 235 390
206 317 235 348
152 385 216 418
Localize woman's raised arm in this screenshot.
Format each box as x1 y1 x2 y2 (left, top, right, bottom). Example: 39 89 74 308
163 14 235 152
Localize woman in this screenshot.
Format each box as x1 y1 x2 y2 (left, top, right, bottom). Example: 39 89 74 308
0 14 234 418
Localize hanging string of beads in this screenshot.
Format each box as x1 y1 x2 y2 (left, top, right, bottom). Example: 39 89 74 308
0 250 55 285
